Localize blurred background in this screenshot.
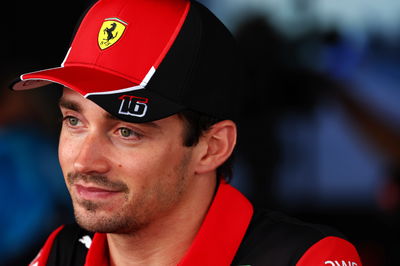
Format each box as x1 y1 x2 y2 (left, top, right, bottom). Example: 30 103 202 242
1 0 399 265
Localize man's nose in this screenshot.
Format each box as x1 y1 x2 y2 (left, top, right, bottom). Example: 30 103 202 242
73 133 111 175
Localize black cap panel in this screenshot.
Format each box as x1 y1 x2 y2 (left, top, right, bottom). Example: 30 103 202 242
146 1 242 121
87 89 186 123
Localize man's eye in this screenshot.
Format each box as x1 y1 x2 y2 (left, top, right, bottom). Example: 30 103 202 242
64 116 80 126
119 127 133 137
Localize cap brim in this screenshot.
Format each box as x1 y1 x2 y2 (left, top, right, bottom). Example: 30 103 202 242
11 65 186 123
12 66 137 95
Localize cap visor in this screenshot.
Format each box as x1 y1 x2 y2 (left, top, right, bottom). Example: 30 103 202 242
12 65 138 96
12 65 186 123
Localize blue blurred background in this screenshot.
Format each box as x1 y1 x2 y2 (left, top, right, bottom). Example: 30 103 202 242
1 0 400 265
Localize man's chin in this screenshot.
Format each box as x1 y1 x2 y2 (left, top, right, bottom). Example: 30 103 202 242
72 201 115 232
73 203 144 234
74 210 120 233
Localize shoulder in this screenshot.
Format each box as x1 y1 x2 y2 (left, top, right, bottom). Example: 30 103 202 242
233 209 362 266
29 224 93 266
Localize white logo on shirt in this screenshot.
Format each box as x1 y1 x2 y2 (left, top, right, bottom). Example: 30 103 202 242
79 235 92 249
325 261 358 266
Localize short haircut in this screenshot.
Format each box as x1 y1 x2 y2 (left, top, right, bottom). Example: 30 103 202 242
178 109 234 181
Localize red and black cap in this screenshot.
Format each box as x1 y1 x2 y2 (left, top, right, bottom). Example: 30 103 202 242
11 0 242 123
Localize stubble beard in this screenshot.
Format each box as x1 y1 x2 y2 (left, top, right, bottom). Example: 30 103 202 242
67 152 191 235
72 197 145 234
67 173 138 234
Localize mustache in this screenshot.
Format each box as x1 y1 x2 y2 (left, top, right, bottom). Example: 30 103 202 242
67 172 129 192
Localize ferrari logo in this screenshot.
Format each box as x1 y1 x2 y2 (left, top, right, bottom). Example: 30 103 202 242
98 18 127 50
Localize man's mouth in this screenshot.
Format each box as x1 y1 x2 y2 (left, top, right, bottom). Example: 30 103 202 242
74 184 123 200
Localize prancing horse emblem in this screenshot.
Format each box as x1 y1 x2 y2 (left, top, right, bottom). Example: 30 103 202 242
98 18 127 50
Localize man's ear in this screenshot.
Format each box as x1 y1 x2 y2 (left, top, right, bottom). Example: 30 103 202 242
194 120 237 175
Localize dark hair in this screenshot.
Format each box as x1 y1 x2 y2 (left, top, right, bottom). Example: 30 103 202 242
178 110 234 181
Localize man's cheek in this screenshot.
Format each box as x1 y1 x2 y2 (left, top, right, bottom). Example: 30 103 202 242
58 137 77 171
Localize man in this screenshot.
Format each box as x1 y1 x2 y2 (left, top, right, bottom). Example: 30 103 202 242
11 0 362 265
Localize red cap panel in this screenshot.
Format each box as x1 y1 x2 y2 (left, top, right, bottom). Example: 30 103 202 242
17 0 190 97
64 0 190 93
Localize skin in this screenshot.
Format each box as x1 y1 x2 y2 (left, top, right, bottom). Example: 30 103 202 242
58 87 237 265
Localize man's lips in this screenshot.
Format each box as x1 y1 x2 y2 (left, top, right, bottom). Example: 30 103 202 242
74 184 122 200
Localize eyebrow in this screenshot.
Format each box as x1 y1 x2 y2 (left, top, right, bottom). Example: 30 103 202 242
59 98 161 129
59 98 81 113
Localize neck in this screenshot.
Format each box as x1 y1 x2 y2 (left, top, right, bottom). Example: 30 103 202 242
107 175 217 266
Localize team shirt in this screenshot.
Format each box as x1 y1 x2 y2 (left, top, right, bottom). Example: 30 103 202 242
29 182 362 265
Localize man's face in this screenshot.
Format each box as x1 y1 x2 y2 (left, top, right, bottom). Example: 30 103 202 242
58 88 195 234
